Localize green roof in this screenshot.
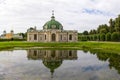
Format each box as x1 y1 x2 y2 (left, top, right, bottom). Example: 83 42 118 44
43 60 62 76
43 15 63 30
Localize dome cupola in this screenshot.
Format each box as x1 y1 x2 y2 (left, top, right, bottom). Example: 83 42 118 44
43 10 63 30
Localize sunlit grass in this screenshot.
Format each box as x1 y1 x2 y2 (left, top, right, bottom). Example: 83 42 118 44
0 41 120 54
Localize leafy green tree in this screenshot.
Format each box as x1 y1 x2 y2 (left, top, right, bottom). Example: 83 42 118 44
90 35 94 41
97 34 100 41
105 32 111 41
78 35 88 41
89 29 97 35
19 33 25 38
111 32 120 41
115 27 120 32
93 35 97 41
100 28 107 34
83 31 88 35
87 36 90 41
78 35 82 41
109 18 115 33
81 35 87 41
78 33 82 35
114 15 120 32
92 29 97 34
97 24 108 34
81 14 120 42
100 33 105 41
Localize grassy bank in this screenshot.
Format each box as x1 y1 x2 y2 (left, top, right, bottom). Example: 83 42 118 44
0 41 120 54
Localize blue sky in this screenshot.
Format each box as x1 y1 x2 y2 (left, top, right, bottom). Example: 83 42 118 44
0 0 120 34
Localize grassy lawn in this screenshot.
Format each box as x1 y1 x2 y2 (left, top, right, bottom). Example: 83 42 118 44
0 41 120 54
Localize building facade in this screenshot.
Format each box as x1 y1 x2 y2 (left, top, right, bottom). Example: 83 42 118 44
0 30 23 39
27 12 78 42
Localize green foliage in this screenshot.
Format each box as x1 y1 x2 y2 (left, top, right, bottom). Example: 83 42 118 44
78 35 87 41
109 18 115 33
115 16 120 31
90 49 120 74
97 24 108 34
0 39 11 41
89 29 97 34
97 34 100 41
81 14 120 42
83 31 88 35
0 39 26 42
89 35 94 41
100 28 107 34
87 36 90 41
85 34 99 41
111 32 120 41
88 35 92 41
93 35 97 41
106 32 111 41
100 33 105 41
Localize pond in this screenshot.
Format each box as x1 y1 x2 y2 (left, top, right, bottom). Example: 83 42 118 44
0 49 120 80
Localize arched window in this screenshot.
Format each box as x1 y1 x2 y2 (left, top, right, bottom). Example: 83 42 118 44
69 34 72 40
60 35 62 40
69 51 72 56
44 51 46 56
51 50 55 58
52 33 56 41
45 35 46 40
34 34 37 40
34 50 37 56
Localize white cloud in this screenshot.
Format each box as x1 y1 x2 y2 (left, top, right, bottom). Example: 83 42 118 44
0 0 120 34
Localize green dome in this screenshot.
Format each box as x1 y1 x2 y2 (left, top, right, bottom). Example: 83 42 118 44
43 15 63 30
43 60 62 77
43 60 62 70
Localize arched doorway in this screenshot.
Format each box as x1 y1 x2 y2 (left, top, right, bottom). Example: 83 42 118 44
69 34 72 40
51 33 56 41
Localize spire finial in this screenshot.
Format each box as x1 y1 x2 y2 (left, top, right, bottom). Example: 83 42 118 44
52 10 54 16
50 69 54 78
51 10 55 20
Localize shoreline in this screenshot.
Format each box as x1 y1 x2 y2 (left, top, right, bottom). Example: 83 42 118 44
0 41 120 54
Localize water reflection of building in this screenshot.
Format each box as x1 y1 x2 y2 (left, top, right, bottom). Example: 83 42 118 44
27 50 77 78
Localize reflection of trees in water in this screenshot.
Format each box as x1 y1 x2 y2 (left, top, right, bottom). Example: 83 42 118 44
27 49 77 78
109 55 120 74
89 49 120 74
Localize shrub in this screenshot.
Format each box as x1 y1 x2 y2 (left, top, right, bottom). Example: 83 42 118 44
106 32 111 41
93 35 97 41
100 33 105 41
111 32 120 41
78 35 82 41
90 35 94 41
87 36 90 41
81 36 87 41
97 34 100 41
0 38 26 42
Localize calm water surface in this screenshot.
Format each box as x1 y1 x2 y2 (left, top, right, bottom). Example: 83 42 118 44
0 49 120 80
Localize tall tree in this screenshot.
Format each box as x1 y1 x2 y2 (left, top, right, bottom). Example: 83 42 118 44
109 18 115 33
83 31 88 35
97 24 108 34
115 15 120 32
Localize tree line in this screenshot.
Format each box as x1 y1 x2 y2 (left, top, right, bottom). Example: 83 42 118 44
79 15 120 41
